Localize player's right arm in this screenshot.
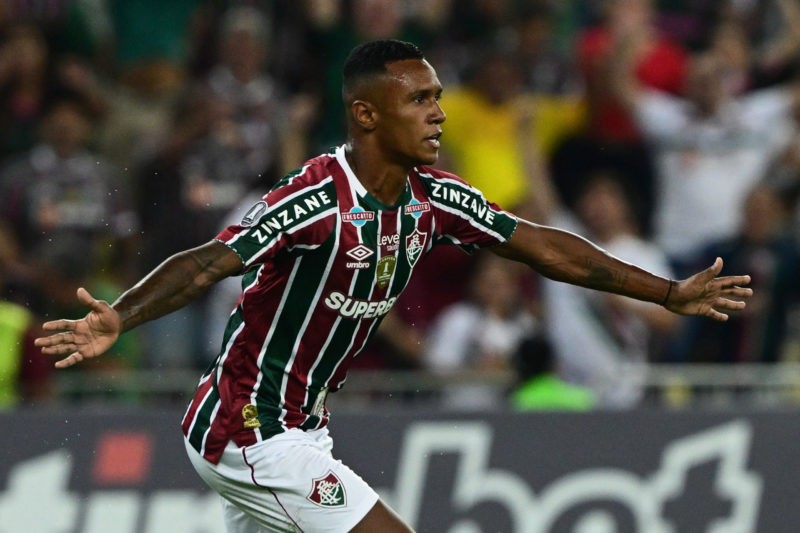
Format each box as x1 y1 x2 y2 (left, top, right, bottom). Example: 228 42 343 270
35 240 243 368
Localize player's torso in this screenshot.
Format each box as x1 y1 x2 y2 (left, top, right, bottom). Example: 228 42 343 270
217 152 438 434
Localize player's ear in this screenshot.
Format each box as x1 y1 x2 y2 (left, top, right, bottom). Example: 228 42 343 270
350 100 378 132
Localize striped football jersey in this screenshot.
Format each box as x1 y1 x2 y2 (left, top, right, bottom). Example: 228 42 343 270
182 145 518 463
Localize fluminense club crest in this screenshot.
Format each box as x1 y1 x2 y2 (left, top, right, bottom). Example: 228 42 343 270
405 229 427 267
307 471 347 508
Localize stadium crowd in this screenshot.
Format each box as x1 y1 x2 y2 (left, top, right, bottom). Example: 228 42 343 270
2 0 800 410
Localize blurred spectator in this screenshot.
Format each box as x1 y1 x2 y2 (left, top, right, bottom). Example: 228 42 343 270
0 22 53 158
445 0 517 46
423 253 539 410
679 184 800 363
0 20 114 161
577 0 689 142
613 50 800 276
542 172 677 408
0 95 140 319
512 1 581 96
509 334 595 411
708 0 800 92
104 0 201 90
0 288 50 409
552 0 690 234
439 48 581 217
0 222 51 408
142 5 304 263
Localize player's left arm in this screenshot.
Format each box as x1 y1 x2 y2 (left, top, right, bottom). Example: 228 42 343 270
492 219 752 321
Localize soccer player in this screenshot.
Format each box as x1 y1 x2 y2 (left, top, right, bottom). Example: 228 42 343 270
35 40 752 532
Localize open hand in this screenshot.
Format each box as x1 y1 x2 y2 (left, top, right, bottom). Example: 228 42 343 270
665 257 753 321
34 287 122 368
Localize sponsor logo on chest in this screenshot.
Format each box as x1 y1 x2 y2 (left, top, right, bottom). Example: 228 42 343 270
404 198 430 219
341 206 375 227
379 233 400 252
324 291 397 320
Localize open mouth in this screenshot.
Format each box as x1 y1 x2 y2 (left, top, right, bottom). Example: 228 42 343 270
425 132 442 148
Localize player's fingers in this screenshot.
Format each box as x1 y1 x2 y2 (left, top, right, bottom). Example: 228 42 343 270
55 352 85 369
40 343 78 355
691 258 724 286
77 287 105 312
705 304 730 321
40 319 77 332
721 286 753 299
34 330 73 347
717 275 752 288
707 311 729 322
37 331 75 346
703 257 724 278
714 297 747 310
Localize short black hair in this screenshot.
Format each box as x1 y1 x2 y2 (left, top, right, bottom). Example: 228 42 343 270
342 39 424 96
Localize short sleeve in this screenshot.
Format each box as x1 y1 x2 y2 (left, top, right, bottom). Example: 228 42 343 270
422 172 518 253
215 176 338 269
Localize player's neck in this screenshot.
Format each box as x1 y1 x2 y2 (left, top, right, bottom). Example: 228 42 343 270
345 143 409 205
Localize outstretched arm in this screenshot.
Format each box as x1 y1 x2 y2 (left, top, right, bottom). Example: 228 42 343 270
493 220 752 320
35 240 243 368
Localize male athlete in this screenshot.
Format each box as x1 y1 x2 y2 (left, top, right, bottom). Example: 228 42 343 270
35 40 752 532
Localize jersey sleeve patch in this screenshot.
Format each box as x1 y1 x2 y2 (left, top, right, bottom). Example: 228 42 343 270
241 201 268 227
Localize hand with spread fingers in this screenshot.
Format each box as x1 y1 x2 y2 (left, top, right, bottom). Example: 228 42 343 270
34 287 122 368
664 257 753 321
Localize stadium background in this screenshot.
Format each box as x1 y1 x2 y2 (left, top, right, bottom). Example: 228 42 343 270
1 1 800 531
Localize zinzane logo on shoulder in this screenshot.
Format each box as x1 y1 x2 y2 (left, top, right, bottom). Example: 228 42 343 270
241 201 268 227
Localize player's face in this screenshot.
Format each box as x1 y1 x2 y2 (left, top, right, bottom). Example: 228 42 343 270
375 59 446 166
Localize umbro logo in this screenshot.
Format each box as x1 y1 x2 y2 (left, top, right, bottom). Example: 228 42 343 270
346 245 374 261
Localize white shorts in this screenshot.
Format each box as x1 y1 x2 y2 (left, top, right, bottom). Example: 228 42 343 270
185 428 379 533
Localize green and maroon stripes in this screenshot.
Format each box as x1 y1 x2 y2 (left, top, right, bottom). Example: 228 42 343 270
182 148 522 465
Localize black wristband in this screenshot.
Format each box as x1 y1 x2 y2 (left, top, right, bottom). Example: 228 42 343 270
661 279 675 307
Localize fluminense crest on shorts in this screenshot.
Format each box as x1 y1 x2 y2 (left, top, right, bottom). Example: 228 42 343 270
307 471 347 507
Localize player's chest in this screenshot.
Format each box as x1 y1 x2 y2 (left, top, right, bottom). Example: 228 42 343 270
335 200 433 279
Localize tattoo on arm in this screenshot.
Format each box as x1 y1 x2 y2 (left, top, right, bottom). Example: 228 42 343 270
114 241 241 331
583 258 629 292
